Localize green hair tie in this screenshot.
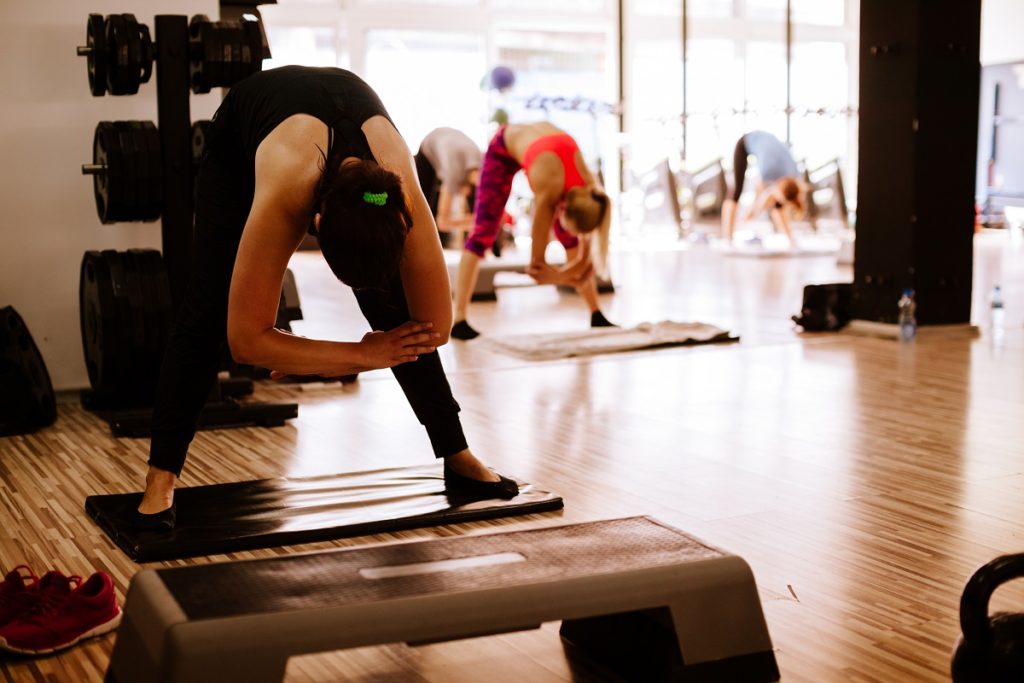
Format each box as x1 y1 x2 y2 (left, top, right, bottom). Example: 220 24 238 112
362 191 388 206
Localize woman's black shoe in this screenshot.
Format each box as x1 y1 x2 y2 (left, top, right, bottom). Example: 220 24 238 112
443 467 519 500
132 501 176 532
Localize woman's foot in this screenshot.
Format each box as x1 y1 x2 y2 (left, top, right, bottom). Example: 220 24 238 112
133 502 176 532
135 467 177 531
443 450 519 499
590 310 617 328
138 467 175 514
451 319 480 340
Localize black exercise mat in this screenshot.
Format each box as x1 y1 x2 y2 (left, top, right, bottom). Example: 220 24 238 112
85 464 563 562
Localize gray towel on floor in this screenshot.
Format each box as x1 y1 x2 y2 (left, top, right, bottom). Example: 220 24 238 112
479 321 737 361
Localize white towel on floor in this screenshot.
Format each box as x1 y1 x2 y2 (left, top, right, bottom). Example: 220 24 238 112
478 321 736 361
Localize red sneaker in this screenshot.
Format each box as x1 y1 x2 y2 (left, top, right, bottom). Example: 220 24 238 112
0 571 121 655
0 566 39 626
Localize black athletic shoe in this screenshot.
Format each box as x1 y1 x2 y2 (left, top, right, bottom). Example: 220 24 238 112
451 320 481 340
443 466 519 500
132 501 176 532
590 310 617 328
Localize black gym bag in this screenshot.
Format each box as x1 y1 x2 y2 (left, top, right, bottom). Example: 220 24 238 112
791 283 852 332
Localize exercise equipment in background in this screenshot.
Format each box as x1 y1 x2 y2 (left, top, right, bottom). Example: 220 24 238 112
78 250 300 435
0 307 57 436
77 13 264 98
106 517 779 682
487 65 515 92
803 158 850 231
76 12 297 435
629 157 727 240
952 553 1024 683
82 121 162 224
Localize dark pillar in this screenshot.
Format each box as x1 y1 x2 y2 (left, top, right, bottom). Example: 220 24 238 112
853 0 981 325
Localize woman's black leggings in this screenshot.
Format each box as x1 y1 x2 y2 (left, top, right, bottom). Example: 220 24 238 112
732 136 749 202
148 146 468 478
414 149 440 217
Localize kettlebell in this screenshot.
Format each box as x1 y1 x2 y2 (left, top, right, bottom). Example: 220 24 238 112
951 553 1024 682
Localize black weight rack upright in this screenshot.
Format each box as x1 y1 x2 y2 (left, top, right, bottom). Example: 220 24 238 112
78 13 297 437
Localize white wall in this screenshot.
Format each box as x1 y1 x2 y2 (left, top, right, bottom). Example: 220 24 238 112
0 1 219 391
982 0 1024 65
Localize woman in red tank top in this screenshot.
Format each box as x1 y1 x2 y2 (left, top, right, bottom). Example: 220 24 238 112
451 122 614 340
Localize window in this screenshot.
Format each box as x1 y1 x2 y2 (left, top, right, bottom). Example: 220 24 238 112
364 30 488 149
790 41 850 168
685 39 744 168
495 29 615 176
263 26 342 69
792 0 846 27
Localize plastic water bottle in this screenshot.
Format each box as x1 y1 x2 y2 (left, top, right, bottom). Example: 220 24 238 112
991 285 1005 331
898 289 916 342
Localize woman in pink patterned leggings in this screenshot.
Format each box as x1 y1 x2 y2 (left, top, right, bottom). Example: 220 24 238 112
451 122 614 340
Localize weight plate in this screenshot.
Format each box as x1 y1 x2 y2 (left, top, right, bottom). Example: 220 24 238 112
138 23 154 84
85 14 107 96
113 121 139 219
105 14 131 95
101 250 140 394
79 251 120 393
92 122 125 225
120 14 143 95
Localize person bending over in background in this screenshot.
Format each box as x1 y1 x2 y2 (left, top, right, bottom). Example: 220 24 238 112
721 130 805 247
414 127 481 249
136 66 518 531
451 121 613 340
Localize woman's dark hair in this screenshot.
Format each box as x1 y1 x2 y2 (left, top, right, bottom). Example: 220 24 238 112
778 176 805 214
314 156 412 290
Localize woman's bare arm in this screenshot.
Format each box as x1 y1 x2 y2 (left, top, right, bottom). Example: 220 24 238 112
227 116 438 375
364 116 453 344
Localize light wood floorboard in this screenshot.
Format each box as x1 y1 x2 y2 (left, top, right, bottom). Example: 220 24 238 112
1 229 1022 681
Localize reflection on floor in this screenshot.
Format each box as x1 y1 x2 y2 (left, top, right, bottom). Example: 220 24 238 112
1 230 1022 682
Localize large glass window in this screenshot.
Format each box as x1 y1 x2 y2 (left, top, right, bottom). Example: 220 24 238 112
495 28 615 180
626 0 858 212
791 0 846 27
790 41 850 168
364 30 488 150
684 39 744 168
262 26 342 69
744 0 787 22
258 2 348 70
629 40 682 171
743 41 787 141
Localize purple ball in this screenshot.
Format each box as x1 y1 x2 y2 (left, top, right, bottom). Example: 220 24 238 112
489 65 515 91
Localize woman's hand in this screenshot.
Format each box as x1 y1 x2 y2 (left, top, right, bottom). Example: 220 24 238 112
265 321 438 380
527 259 594 288
358 321 440 369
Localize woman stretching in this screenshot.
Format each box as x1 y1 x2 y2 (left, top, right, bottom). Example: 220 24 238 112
721 130 805 246
136 66 518 530
451 122 613 340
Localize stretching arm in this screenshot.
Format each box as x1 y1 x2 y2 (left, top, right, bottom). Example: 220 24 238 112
365 116 453 343
435 186 475 231
227 116 439 375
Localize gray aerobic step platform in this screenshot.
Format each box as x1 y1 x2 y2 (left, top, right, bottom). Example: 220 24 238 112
442 248 613 301
106 517 780 682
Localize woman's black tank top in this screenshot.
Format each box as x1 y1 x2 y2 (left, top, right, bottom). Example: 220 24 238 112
209 65 394 188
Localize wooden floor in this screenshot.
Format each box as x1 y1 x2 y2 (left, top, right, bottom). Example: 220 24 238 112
2 227 1023 682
